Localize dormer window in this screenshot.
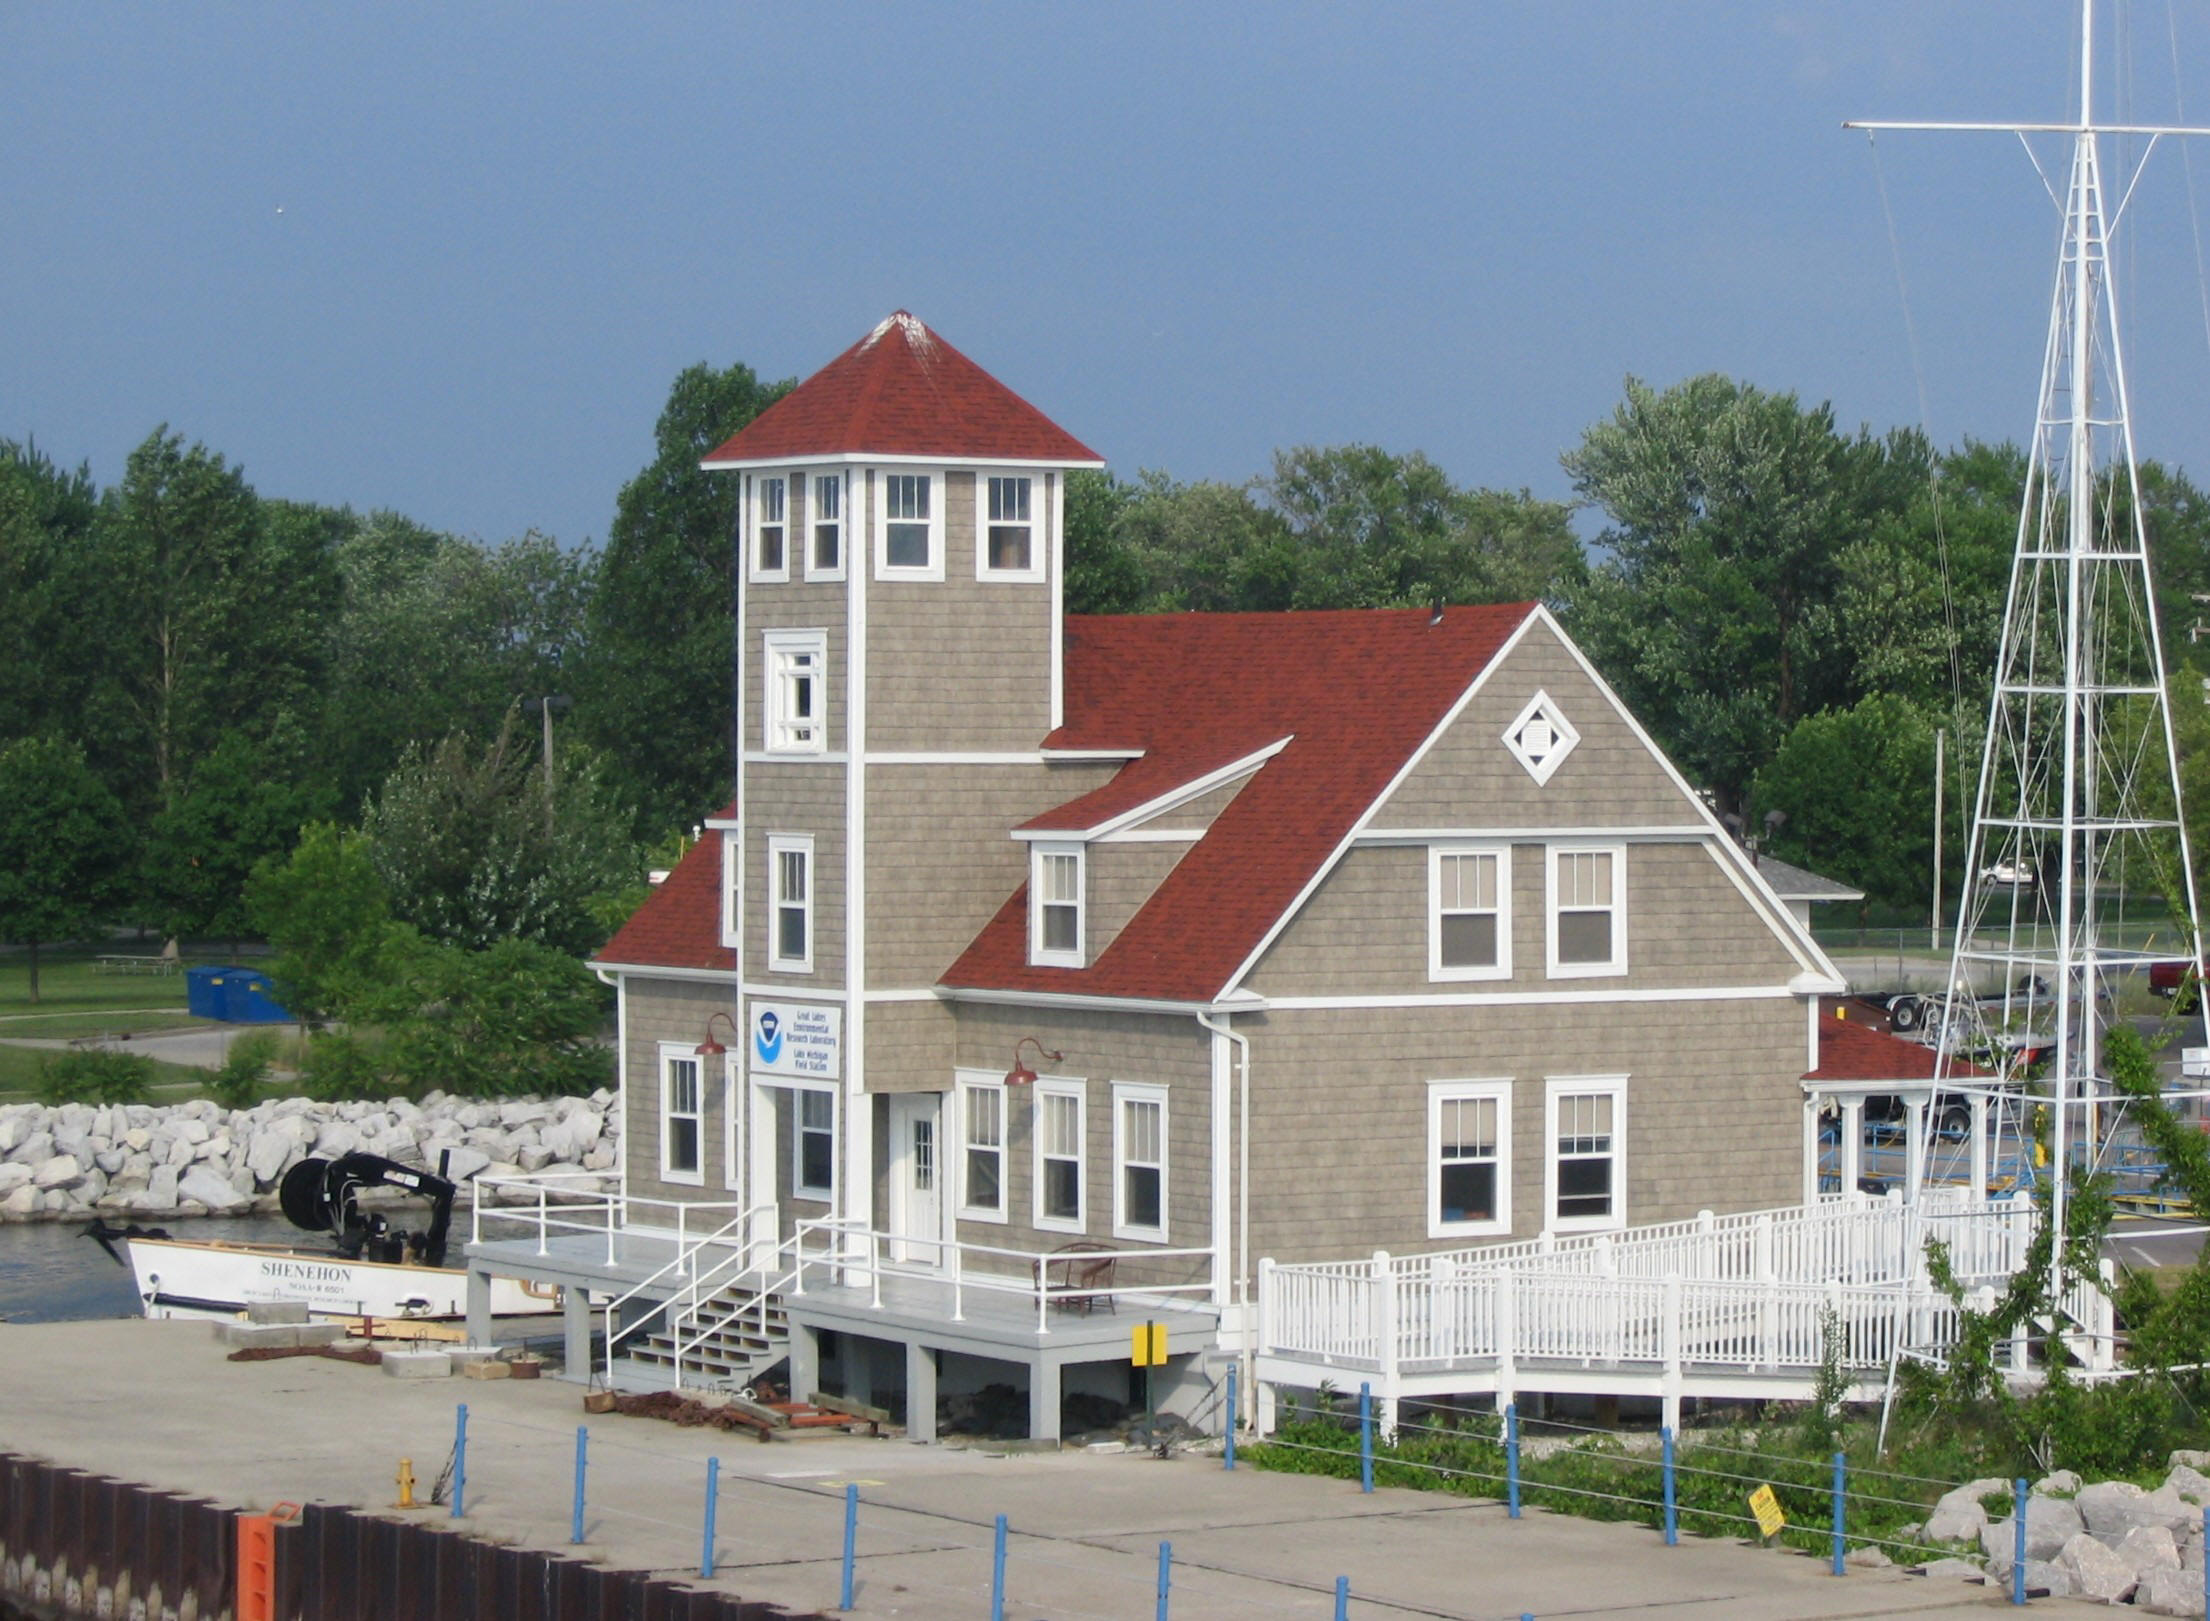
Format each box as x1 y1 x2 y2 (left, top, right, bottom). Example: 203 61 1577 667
979 475 1042 580
877 470 943 579
810 472 845 578
752 475 788 580
763 630 827 753
1030 844 1085 967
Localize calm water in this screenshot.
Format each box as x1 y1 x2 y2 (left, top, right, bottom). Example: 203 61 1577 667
0 1214 305 1322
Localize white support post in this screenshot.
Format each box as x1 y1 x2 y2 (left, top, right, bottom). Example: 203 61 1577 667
1754 1215 1777 1372
1660 1271 1683 1436
1372 1251 1397 1436
1969 1092 1989 1197
1839 1099 1864 1196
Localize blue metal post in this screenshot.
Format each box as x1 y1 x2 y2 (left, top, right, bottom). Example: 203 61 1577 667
1333 1575 1348 1621
450 1404 468 1519
1224 1366 1238 1469
1358 1382 1374 1494
570 1426 587 1544
1506 1404 1521 1519
1662 1427 1677 1546
841 1484 857 1609
992 1514 1008 1621
2012 1478 2028 1606
1831 1453 1846 1576
1156 1541 1171 1621
701 1456 720 1580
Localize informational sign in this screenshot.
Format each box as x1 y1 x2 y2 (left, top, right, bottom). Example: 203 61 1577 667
1131 1322 1168 1367
747 1000 841 1080
1748 1484 1787 1539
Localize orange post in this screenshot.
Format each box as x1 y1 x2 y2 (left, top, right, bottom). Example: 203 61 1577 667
235 1502 299 1621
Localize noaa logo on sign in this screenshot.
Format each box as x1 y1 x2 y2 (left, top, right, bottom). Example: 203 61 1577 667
754 1010 783 1065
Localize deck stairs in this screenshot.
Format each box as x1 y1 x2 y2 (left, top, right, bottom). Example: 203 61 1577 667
612 1279 791 1392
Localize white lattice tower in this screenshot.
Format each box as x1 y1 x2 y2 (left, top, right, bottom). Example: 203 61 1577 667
1851 0 2204 1288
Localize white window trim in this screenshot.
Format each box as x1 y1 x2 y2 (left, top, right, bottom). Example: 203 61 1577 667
1543 1074 1627 1234
975 471 1046 583
1428 1078 1512 1239
761 629 828 756
768 834 814 974
1546 842 1627 979
874 466 945 581
807 468 848 582
1504 689 1580 785
719 832 741 950
1112 1081 1169 1242
956 1070 1009 1224
658 1043 706 1187
1029 842 1086 968
1031 1076 1087 1234
720 1053 742 1194
791 1080 836 1203
1429 844 1512 983
749 473 790 583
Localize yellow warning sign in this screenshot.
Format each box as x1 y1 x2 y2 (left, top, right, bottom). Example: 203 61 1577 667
1748 1484 1787 1538
1131 1321 1168 1367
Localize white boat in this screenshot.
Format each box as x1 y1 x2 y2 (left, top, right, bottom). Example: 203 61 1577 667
122 1233 551 1323
95 1149 557 1326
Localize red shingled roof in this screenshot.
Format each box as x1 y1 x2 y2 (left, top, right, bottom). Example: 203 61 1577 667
598 834 733 974
1804 1018 1989 1082
942 605 1535 1002
701 312 1103 468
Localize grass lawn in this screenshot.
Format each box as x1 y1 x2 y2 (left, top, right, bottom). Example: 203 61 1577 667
0 947 228 1102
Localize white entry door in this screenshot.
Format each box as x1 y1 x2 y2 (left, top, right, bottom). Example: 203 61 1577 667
887 1092 945 1267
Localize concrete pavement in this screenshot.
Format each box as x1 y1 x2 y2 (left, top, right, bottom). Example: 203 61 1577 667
0 1319 2112 1619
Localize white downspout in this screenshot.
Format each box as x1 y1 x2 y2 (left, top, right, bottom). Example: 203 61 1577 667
1195 1009 1251 1430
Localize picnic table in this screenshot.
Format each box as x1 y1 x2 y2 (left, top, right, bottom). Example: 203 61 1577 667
94 954 179 976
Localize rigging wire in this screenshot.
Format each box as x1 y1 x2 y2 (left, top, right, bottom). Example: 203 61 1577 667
2165 1 2210 363
1866 128 1966 707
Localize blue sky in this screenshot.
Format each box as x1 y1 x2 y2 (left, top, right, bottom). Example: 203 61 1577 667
11 3 2210 548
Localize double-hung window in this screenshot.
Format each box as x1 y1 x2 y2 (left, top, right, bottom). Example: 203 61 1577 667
1428 1080 1510 1237
793 1087 834 1201
958 1076 1007 1221
1113 1083 1167 1241
661 1048 704 1185
979 474 1042 579
1547 844 1626 977
1030 844 1084 967
762 630 827 754
751 475 788 580
1430 845 1510 981
810 472 845 577
1545 1076 1625 1232
1033 1081 1085 1232
877 470 943 578
768 835 812 972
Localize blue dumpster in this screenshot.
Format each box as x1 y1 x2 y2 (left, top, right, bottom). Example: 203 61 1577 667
185 965 230 1020
221 969 292 1024
186 965 292 1024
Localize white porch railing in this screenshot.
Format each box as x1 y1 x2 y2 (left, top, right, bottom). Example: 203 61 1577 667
1259 1191 2061 1385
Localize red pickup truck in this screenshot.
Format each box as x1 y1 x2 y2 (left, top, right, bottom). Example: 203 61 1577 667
2151 958 2205 1009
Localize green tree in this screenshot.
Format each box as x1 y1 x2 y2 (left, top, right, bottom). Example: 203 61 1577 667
72 430 338 812
0 440 100 746
363 709 641 957
379 936 610 1097
1562 376 1916 812
145 727 330 948
1063 468 1144 614
0 736 130 1001
1111 472 1298 611
579 361 791 829
1751 694 1941 915
244 821 394 1026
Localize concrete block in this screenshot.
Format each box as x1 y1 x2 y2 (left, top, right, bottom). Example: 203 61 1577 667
446 1345 500 1369
382 1350 453 1379
217 1322 303 1350
294 1323 349 1348
460 1359 511 1381
247 1301 311 1326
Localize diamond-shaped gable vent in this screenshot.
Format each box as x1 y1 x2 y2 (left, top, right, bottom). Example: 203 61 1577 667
1504 692 1578 786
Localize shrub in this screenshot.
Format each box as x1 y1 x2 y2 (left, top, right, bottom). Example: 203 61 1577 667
299 1029 392 1103
206 1029 281 1111
37 1048 154 1105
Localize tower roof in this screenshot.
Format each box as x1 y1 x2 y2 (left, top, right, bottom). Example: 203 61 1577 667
700 311 1104 469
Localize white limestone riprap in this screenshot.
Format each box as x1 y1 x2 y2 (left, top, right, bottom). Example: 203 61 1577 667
0 1090 619 1220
